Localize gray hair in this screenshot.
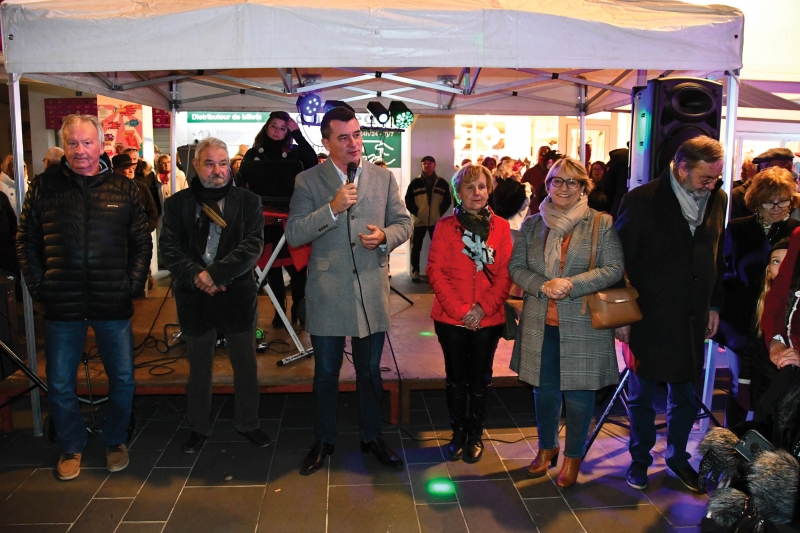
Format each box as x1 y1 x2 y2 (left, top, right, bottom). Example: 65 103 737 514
193 137 229 162
60 114 104 147
673 135 724 170
44 146 64 165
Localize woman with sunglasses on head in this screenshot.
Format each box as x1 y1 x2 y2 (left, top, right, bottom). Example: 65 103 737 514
239 111 318 328
427 164 512 464
713 167 799 427
508 157 624 488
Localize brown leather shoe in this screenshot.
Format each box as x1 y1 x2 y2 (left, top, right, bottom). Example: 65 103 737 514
556 456 582 488
527 447 559 478
56 453 82 481
107 444 130 473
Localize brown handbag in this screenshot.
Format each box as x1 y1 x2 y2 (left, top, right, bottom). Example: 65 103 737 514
580 212 643 330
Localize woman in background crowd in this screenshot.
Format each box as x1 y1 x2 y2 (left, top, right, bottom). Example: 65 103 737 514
155 154 188 207
427 164 512 464
587 161 611 212
491 161 532 243
509 157 623 488
716 167 800 426
0 155 27 215
239 111 317 328
731 239 790 414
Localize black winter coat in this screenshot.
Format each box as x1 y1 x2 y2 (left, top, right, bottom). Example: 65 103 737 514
238 129 318 188
16 155 152 321
159 186 264 336
135 161 161 216
714 216 799 352
490 178 527 219
616 173 726 383
730 183 753 220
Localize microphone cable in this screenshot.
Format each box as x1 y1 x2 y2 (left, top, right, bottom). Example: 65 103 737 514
344 161 387 436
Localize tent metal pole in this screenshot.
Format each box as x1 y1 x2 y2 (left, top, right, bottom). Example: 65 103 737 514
8 72 43 437
170 82 178 196
722 72 739 224
579 85 587 164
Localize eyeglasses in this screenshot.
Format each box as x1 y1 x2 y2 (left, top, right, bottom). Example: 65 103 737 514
761 199 792 210
698 176 720 186
547 177 580 190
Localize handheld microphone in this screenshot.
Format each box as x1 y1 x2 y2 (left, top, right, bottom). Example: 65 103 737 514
346 162 358 185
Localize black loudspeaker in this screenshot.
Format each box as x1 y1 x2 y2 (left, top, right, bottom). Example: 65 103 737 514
629 77 722 189
177 144 198 185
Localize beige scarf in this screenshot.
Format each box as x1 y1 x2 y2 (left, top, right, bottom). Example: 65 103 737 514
539 195 589 278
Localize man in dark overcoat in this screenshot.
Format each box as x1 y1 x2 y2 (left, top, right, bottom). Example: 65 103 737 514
160 137 269 453
615 136 726 492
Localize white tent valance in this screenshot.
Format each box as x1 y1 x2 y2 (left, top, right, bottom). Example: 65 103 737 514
3 0 743 73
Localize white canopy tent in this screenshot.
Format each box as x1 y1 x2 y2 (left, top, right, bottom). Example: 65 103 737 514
2 0 748 434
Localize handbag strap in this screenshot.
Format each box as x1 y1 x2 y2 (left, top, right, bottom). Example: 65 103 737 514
582 212 604 315
587 211 603 271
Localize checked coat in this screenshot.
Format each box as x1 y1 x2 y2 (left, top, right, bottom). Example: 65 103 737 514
509 209 624 390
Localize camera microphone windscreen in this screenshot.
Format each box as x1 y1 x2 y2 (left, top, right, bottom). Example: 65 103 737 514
346 162 358 184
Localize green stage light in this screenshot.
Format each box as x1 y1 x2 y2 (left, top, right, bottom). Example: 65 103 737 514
389 101 414 129
426 479 455 496
420 331 435 337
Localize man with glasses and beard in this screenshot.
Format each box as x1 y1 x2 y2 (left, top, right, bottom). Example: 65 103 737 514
160 137 270 453
615 136 727 493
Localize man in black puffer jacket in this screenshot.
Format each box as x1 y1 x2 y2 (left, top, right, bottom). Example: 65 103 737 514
16 114 152 482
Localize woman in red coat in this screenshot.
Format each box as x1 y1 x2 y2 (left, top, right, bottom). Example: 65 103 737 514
427 164 512 463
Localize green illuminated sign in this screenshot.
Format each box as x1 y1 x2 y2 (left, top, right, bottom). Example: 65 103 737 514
362 130 401 168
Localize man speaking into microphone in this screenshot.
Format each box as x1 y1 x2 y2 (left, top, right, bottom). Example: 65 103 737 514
286 106 412 475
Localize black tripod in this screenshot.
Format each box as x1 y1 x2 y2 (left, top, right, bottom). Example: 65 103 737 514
584 368 722 458
390 286 413 306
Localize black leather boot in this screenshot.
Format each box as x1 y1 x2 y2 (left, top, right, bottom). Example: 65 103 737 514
445 379 468 461
448 425 468 461
463 385 489 463
291 297 305 328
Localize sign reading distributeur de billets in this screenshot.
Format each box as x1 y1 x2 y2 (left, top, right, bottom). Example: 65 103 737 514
188 112 266 123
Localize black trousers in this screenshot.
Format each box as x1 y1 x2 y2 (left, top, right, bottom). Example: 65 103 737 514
184 326 260 436
434 321 503 434
266 265 307 312
410 225 435 273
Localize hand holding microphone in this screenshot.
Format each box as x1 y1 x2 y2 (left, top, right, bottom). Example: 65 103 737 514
330 162 359 215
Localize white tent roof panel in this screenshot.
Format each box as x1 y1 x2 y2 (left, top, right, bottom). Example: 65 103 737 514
3 0 743 73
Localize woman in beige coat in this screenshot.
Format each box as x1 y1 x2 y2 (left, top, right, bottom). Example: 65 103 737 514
509 157 624 488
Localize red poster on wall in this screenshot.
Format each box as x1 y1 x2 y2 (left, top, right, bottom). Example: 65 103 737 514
44 98 98 130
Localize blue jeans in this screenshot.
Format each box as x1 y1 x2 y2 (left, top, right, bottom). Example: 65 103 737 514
627 372 696 470
534 326 596 458
45 319 135 453
311 333 384 444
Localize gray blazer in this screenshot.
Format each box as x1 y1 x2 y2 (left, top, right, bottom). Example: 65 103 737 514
285 158 412 338
509 209 624 390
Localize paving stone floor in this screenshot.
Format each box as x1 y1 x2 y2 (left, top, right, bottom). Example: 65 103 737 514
0 384 720 533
